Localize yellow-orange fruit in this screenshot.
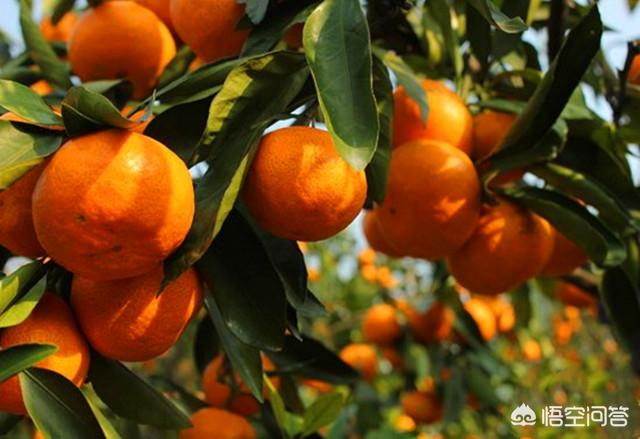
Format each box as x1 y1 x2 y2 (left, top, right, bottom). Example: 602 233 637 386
135 0 175 33
40 13 78 42
30 80 54 96
203 354 277 417
472 110 516 160
554 282 598 309
357 248 376 266
406 301 454 344
68 1 176 99
0 163 46 257
71 266 202 362
447 200 554 295
339 343 378 381
401 391 443 425
179 407 256 439
394 414 417 432
375 139 481 259
303 379 332 393
522 339 542 362
171 0 249 62
362 303 401 345
0 293 90 415
540 228 588 277
393 80 473 155
362 211 401 257
243 127 367 241
629 55 640 85
463 298 497 341
478 296 515 333
32 129 194 281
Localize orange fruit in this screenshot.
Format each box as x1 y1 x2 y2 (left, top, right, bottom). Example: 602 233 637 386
202 354 277 417
394 414 417 432
554 282 598 309
361 264 377 283
32 129 194 281
0 293 90 415
479 296 516 333
393 79 473 155
629 55 640 85
522 339 542 362
447 199 554 295
179 407 256 439
243 127 367 241
381 346 404 369
376 266 397 289
0 163 46 257
401 390 443 425
357 248 376 266
472 110 516 160
68 1 176 99
339 343 378 381
284 23 304 48
554 320 573 345
375 139 481 259
540 228 588 277
302 379 332 393
463 298 497 341
135 0 175 34
33 431 44 439
362 303 401 345
406 301 454 344
30 80 54 96
362 211 400 257
71 266 202 362
40 12 78 43
171 0 249 62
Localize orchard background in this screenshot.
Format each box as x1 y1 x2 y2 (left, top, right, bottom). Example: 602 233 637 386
0 0 640 438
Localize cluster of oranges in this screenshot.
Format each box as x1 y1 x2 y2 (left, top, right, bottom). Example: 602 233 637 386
358 248 398 289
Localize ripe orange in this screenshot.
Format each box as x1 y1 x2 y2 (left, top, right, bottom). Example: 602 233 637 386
171 0 249 62
554 282 598 309
405 301 454 344
393 79 473 155
381 346 404 370
243 127 367 241
447 199 554 295
30 80 54 96
375 139 481 259
179 407 256 439
32 129 194 281
302 379 332 393
357 248 376 266
394 414 417 432
554 320 573 345
284 23 304 48
135 0 175 34
463 298 497 341
202 354 277 417
0 163 46 257
362 211 400 257
479 296 515 333
71 266 202 362
362 303 401 345
68 1 176 99
339 343 378 381
522 339 542 362
40 13 78 43
540 228 588 277
0 293 90 415
401 390 443 425
375 266 397 289
472 110 516 160
629 55 640 85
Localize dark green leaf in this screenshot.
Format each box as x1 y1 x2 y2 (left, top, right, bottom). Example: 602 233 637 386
0 121 63 189
0 344 57 382
512 284 532 329
0 80 62 126
0 412 22 435
158 46 196 89
19 0 72 89
465 366 501 406
196 210 286 351
304 0 379 170
443 365 465 423
194 315 220 374
600 267 640 351
203 292 264 401
81 80 134 109
301 392 345 436
0 276 47 328
61 86 136 136
21 368 105 439
51 0 76 25
146 376 208 414
466 0 527 33
239 0 270 24
467 5 491 74
89 352 191 429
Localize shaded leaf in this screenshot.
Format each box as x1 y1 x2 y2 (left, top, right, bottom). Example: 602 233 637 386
466 0 527 33
600 267 640 351
239 0 270 24
193 315 220 374
443 365 465 423
158 46 196 89
0 80 62 126
301 392 344 437
51 0 76 25
0 344 57 382
61 86 136 136
82 386 124 439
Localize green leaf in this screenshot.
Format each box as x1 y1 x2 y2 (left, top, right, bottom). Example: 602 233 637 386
265 377 290 437
162 51 309 287
61 86 136 137
500 186 627 267
21 368 105 439
431 0 463 78
443 365 465 423
0 80 62 126
301 392 345 437
375 49 428 125
365 56 393 204
81 80 134 110
496 6 602 154
0 260 45 315
268 335 359 384
600 267 640 351
19 0 72 89
196 210 286 351
203 292 264 401
466 5 491 74
82 386 124 439
0 344 57 382
0 121 63 189
304 0 379 170
465 365 501 406
89 352 192 430
239 0 270 24
146 376 208 414
193 316 220 374
0 412 22 435
0 276 47 328
51 0 76 25
157 46 196 89
466 0 527 33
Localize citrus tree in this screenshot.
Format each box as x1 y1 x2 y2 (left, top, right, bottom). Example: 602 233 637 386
0 0 639 437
